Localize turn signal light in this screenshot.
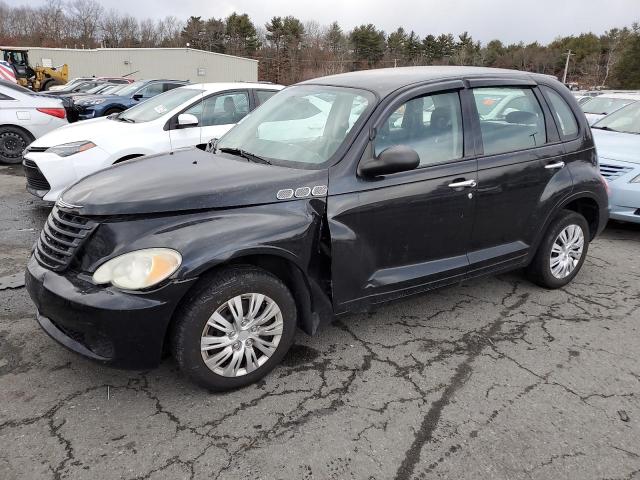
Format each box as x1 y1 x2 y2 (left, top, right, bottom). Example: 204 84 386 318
37 108 66 119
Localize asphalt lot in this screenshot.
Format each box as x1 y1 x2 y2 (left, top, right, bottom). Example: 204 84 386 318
1 163 639 480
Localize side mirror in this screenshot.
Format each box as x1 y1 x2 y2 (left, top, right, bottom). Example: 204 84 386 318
132 93 143 101
358 145 420 178
177 113 199 128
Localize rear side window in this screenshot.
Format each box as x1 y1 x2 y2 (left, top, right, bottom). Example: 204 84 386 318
472 87 547 156
255 89 278 105
374 91 464 167
542 86 579 139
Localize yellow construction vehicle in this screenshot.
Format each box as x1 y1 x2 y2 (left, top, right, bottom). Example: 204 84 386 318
0 47 68 91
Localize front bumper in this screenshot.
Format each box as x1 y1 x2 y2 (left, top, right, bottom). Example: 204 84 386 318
600 158 640 224
26 254 196 369
23 146 112 201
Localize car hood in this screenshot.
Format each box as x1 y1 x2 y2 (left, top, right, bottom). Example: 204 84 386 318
60 148 328 216
30 116 145 152
592 128 640 165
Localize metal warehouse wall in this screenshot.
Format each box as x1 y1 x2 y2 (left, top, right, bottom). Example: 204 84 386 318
24 47 258 83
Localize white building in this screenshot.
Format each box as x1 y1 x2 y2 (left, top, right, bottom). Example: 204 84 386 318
23 47 258 83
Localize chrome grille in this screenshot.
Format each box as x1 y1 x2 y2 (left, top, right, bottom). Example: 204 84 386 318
599 163 633 181
35 207 96 272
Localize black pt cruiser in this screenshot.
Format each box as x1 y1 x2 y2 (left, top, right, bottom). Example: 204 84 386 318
26 66 609 390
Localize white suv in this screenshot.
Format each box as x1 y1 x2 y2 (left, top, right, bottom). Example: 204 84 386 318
23 82 283 200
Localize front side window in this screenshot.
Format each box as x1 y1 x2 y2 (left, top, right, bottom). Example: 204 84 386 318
200 91 249 126
473 87 547 156
217 85 374 168
542 86 579 139
117 87 203 123
592 102 640 135
374 91 463 167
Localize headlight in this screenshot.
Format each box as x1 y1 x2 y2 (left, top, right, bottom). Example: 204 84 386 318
47 141 96 157
93 248 182 290
631 174 640 183
77 99 105 106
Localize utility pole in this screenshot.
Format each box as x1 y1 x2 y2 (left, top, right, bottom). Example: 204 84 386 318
562 50 574 84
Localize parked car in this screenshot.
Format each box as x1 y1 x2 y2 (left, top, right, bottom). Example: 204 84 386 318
25 66 608 390
48 76 133 92
41 79 112 96
22 82 283 200
0 79 67 164
57 83 125 122
592 101 640 223
67 79 188 121
581 92 640 125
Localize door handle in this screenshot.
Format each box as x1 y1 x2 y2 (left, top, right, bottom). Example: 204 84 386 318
545 161 565 170
448 179 477 188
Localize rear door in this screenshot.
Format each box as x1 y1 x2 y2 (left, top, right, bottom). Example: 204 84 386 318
465 79 570 275
328 83 479 311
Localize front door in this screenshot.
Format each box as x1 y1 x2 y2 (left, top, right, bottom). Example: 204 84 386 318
200 90 251 148
328 87 478 311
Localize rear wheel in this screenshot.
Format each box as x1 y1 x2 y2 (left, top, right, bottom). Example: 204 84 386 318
41 79 62 91
526 210 589 289
171 266 297 391
0 126 32 164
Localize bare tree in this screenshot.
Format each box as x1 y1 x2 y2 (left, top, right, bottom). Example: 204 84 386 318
68 0 103 47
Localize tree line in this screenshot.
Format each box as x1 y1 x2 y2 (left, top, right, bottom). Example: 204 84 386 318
1 0 639 88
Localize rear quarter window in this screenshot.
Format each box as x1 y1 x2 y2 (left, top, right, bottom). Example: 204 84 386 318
0 93 14 100
542 86 579 140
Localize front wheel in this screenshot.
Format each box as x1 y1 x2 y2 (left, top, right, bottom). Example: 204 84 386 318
526 210 589 289
171 266 297 391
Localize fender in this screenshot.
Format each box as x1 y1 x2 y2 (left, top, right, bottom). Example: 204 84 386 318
78 199 333 334
530 189 606 257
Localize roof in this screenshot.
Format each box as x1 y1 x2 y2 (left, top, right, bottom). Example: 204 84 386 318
300 66 554 97
591 92 640 99
10 46 259 63
183 82 284 91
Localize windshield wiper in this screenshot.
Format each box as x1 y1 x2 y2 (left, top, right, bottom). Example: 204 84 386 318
218 147 271 165
592 125 619 132
116 117 135 123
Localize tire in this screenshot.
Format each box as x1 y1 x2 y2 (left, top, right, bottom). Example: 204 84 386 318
0 126 33 164
103 108 123 117
171 265 297 391
41 79 62 91
526 210 590 289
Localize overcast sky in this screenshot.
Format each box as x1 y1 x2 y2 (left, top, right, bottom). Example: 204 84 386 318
7 0 640 44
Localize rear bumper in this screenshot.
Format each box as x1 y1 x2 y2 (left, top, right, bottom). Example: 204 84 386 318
25 254 197 369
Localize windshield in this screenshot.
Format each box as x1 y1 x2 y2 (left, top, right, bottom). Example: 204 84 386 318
217 85 375 168
101 84 124 95
593 102 640 135
113 80 146 97
117 87 203 123
86 84 112 94
582 97 638 115
0 79 35 96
